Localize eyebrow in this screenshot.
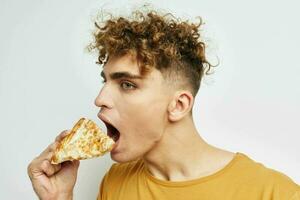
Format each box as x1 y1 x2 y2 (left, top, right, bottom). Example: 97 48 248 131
101 71 143 80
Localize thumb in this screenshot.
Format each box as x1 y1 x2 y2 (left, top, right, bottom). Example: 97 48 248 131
57 160 80 177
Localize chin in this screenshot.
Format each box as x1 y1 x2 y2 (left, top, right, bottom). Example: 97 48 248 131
110 151 143 164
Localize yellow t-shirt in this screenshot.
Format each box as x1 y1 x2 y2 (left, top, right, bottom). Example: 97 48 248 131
97 152 300 200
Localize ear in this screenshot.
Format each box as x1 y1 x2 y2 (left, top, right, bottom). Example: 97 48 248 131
167 91 194 122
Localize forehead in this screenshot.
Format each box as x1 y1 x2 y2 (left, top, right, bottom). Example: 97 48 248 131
103 53 140 75
102 54 164 83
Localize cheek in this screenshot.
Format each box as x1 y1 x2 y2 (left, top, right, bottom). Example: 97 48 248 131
121 96 168 140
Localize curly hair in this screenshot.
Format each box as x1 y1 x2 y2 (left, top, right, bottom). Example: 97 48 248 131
88 10 215 96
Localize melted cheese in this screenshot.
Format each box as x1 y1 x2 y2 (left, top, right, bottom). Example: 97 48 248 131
51 118 115 164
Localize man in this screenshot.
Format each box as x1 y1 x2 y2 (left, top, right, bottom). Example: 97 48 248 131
28 10 300 200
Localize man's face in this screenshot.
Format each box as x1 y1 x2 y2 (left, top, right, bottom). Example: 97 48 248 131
95 53 171 163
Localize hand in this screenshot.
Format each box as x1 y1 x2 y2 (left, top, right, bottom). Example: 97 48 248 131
27 130 80 200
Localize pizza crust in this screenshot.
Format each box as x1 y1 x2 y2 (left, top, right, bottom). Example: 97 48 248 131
51 118 115 164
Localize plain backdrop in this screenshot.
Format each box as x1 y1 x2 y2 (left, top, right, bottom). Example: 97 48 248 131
0 0 299 199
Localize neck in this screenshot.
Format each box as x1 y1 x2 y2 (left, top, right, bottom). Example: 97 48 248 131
142 116 234 181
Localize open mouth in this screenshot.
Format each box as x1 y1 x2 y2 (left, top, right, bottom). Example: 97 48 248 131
104 122 120 142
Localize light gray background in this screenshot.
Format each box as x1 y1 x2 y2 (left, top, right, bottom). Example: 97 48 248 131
0 0 299 199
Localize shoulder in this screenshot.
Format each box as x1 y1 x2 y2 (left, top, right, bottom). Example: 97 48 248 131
263 167 300 198
236 153 300 198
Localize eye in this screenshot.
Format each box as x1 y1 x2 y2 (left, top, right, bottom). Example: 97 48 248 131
120 81 136 90
101 78 106 83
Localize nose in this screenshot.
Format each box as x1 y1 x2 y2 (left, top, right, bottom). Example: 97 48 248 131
94 85 113 109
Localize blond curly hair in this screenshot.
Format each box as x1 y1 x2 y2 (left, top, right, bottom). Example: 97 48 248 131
89 10 215 96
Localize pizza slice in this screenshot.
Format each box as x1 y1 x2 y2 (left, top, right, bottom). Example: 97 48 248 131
51 117 115 164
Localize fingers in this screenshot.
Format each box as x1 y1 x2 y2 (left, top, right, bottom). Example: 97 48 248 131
40 160 62 177
28 148 60 180
73 160 80 167
70 160 80 170
55 130 71 142
28 130 70 180
28 156 62 181
61 160 80 170
40 130 70 156
57 160 80 178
